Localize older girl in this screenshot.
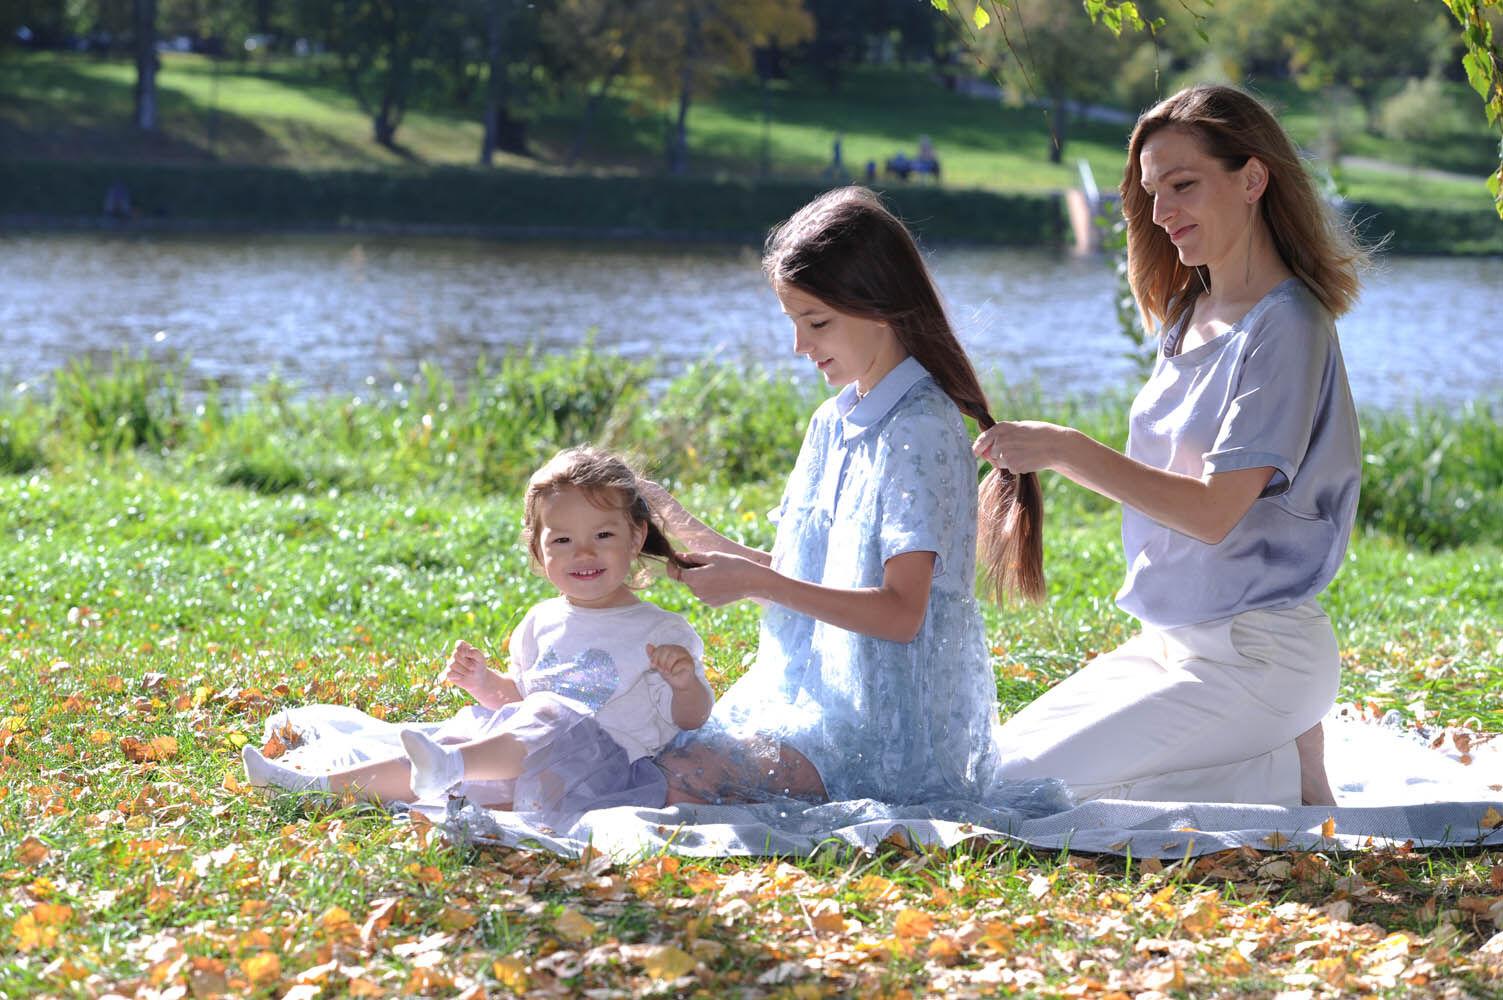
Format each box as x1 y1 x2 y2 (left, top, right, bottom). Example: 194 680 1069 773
646 186 1063 814
976 85 1366 807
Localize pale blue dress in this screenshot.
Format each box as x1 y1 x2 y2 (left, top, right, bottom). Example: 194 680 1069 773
658 357 1067 816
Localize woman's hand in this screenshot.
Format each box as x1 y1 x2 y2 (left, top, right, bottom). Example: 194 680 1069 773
972 420 1070 475
976 422 1275 545
673 551 770 607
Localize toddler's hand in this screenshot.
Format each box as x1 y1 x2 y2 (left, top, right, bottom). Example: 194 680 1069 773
443 639 514 709
647 643 699 691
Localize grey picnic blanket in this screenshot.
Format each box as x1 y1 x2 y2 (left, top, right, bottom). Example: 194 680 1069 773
266 705 1503 860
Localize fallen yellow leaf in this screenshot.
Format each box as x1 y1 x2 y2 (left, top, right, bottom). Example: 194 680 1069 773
242 952 281 986
17 836 49 867
639 944 697 980
852 874 896 901
1321 815 1337 839
554 906 596 942
1179 893 1222 937
492 957 528 992
893 908 934 939
1483 806 1503 830
437 905 477 931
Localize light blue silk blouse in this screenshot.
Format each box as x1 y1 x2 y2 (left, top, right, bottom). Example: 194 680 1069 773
1117 278 1362 629
665 357 1049 809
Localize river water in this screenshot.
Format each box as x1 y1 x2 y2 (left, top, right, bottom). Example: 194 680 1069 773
2 232 1499 410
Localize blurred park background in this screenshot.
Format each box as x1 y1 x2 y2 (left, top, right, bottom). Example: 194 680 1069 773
2 10 1502 995
1 0 1501 407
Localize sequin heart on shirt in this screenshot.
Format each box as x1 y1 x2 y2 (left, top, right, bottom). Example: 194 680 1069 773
529 647 620 710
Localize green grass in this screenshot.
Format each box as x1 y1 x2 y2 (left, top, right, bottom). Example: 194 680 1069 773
1 351 1500 995
5 49 1499 218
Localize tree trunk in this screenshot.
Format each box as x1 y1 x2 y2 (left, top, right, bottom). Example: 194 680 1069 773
1047 89 1068 165
565 53 628 168
133 0 159 132
480 0 504 164
666 9 700 176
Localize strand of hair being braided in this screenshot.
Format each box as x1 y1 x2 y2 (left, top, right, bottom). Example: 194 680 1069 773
917 332 1046 605
763 187 1045 602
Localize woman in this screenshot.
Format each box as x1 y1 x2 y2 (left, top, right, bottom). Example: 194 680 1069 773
976 84 1367 807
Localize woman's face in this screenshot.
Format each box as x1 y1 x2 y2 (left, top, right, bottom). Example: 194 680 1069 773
774 283 906 396
1138 127 1263 272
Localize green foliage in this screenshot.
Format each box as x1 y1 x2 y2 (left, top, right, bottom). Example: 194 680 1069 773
1359 400 1503 550
638 363 816 486
1441 0 1503 216
1378 77 1474 144
48 353 185 455
0 391 45 475
5 349 1499 555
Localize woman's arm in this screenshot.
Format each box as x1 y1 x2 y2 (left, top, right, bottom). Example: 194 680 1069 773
675 549 936 644
640 479 772 566
975 421 1273 545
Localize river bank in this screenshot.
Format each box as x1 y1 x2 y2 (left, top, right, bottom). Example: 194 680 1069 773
4 159 1501 254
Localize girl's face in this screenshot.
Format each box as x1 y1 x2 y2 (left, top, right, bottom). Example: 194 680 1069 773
775 283 907 396
535 487 646 608
1138 127 1264 272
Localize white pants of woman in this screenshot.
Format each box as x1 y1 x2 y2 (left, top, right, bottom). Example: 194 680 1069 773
995 601 1340 806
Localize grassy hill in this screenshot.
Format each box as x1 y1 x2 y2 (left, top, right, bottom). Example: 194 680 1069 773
3 49 1497 216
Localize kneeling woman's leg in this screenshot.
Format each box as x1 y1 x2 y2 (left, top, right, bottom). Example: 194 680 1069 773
994 603 1340 806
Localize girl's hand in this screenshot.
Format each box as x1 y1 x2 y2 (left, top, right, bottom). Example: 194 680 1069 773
443 639 518 710
674 551 768 607
972 420 1069 475
647 643 699 691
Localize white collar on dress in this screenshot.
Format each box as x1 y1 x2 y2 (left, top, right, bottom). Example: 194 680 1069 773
835 356 931 440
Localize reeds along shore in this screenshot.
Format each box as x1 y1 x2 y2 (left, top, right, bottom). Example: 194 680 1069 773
2 347 1499 549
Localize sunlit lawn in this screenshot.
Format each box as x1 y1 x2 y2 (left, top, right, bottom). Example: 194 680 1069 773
1 425 1500 994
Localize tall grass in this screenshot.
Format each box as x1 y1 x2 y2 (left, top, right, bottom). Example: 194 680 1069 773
4 349 1499 549
1359 401 1503 549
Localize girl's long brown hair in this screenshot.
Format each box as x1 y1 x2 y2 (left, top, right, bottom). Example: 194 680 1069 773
762 186 1044 602
1121 84 1369 335
524 446 694 575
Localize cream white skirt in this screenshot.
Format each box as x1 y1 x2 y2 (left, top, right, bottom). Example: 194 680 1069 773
995 601 1340 806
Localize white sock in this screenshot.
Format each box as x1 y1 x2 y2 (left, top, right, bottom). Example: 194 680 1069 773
401 729 465 799
242 745 330 793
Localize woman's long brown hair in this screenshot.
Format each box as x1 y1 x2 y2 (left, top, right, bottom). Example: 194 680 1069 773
1121 84 1369 335
762 186 1044 602
524 446 695 575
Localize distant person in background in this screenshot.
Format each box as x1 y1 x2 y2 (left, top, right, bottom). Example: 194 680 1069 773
103 180 132 219
823 133 849 182
885 151 913 181
915 135 941 182
976 84 1368 808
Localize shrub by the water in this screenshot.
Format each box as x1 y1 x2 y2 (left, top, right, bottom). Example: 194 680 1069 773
4 349 1499 550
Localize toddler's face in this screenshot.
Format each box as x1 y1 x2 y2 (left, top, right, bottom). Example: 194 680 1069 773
536 488 647 608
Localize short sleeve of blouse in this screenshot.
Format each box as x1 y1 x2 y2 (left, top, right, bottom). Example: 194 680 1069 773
1203 298 1331 498
875 409 957 577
